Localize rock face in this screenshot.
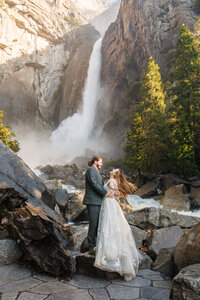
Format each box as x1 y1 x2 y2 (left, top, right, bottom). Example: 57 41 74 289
0 140 65 224
0 0 104 132
172 221 200 273
99 0 198 151
170 264 200 300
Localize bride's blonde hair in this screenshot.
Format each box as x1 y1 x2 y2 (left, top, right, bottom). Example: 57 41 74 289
114 169 137 198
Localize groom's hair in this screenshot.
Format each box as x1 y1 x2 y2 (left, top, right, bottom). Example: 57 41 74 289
88 156 102 166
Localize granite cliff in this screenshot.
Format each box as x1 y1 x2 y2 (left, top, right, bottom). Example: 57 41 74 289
0 0 107 131
98 0 199 154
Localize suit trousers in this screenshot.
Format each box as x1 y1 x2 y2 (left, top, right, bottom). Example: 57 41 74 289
87 204 101 248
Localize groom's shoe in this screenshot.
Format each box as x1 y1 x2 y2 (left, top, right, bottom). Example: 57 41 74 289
89 247 96 255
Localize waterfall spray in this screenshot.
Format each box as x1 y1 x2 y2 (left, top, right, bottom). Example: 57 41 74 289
50 38 103 161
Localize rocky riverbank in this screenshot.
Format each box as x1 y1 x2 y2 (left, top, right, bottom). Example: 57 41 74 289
0 141 200 299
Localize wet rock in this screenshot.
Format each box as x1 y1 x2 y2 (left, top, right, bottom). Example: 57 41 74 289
147 226 183 257
76 252 121 280
126 207 200 230
170 264 200 300
172 221 200 273
161 184 190 211
190 185 200 204
0 239 22 266
152 248 174 277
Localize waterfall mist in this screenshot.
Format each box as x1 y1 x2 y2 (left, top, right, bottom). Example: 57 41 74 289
17 38 111 168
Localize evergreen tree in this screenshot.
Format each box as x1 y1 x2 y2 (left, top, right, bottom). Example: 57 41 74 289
170 24 200 176
125 57 169 175
0 111 20 152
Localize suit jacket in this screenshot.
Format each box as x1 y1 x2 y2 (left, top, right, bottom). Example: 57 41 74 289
83 165 107 205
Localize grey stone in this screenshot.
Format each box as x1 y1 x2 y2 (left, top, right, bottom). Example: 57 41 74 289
141 286 171 300
106 284 140 299
46 289 92 300
0 277 41 293
130 226 148 249
147 226 183 256
153 248 174 277
0 239 22 265
32 274 56 282
112 276 151 287
0 264 31 285
135 181 158 198
89 288 110 300
71 227 88 251
170 264 200 300
126 207 200 229
172 222 200 272
1 292 18 300
29 281 77 294
137 269 162 277
68 274 110 288
17 292 47 300
55 188 69 209
153 280 172 289
161 184 190 211
76 252 121 279
139 250 153 269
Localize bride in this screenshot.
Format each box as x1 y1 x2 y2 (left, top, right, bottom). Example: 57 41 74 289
94 169 142 281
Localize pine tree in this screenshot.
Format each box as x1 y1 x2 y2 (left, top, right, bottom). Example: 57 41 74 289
0 111 20 152
170 24 200 176
125 57 169 175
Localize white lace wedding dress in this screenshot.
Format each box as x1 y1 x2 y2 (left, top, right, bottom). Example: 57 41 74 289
94 178 142 281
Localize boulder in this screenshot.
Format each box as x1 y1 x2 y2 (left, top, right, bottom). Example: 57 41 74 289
172 221 200 273
126 207 200 230
0 239 22 266
71 226 88 251
1 189 76 277
190 185 200 204
135 181 158 198
130 225 148 249
76 252 121 279
0 141 57 215
55 188 69 209
147 226 183 257
161 184 190 211
152 248 174 277
170 264 200 300
162 174 189 190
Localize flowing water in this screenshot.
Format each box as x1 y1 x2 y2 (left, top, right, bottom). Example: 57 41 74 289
50 38 103 162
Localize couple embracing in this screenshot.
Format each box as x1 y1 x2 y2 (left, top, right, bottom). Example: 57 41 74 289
83 156 142 281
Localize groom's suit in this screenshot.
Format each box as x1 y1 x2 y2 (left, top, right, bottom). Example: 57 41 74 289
83 165 107 248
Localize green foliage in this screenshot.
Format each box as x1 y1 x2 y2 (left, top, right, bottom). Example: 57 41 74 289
0 111 20 152
169 24 200 176
125 57 169 175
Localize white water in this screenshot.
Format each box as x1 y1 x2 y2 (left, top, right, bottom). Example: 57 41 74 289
50 38 103 162
127 194 161 210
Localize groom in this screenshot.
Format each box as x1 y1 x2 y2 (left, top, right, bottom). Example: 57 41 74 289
83 156 113 255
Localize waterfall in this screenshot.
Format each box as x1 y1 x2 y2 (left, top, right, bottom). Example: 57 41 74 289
50 38 103 161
